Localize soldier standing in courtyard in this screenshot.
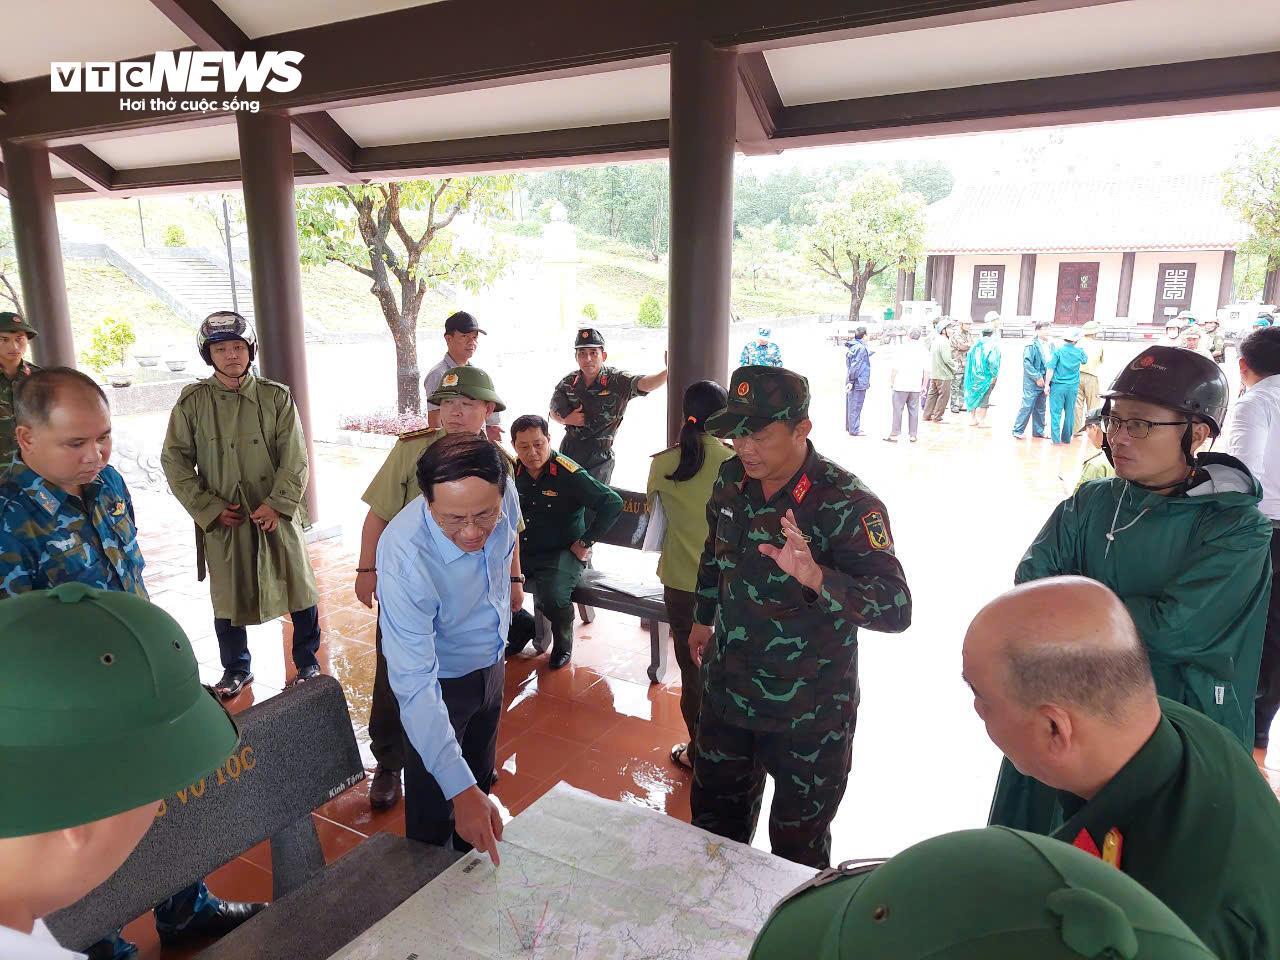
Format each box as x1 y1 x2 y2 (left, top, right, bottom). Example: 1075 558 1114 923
688 365 912 869
0 312 39 470
548 327 667 484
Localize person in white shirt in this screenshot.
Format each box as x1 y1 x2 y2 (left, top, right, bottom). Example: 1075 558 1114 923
883 327 930 442
422 311 503 442
1227 326 1280 764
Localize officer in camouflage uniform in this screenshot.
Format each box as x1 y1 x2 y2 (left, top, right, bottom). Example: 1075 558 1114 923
688 365 912 869
739 326 783 367
507 414 624 669
948 318 973 413
748 827 1215 960
0 367 264 957
548 327 667 484
0 312 40 470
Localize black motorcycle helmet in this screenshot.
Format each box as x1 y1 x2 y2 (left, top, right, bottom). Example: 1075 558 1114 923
197 311 257 366
1100 345 1229 468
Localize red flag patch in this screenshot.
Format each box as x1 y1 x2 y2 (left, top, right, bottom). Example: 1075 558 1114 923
792 474 812 503
1072 829 1101 859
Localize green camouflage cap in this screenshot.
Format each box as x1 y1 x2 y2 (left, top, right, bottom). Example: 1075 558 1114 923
574 327 605 349
750 828 1214 960
427 364 506 412
0 584 239 837
704 365 810 439
0 311 38 338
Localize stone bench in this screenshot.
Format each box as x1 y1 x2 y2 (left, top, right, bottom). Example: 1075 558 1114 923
47 676 366 952
531 487 671 683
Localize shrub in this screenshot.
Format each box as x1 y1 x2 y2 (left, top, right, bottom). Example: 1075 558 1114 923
162 224 187 247
81 315 137 374
637 294 665 328
340 409 432 436
581 303 599 323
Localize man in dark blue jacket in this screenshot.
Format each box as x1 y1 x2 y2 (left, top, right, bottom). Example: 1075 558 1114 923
1013 321 1054 439
844 327 872 436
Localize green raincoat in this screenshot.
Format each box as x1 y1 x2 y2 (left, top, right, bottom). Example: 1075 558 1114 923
161 374 318 626
990 453 1274 832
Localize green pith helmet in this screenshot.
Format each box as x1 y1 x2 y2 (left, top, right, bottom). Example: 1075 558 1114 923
0 584 239 837
704 365 810 439
750 828 1214 960
426 364 506 411
0 311 38 339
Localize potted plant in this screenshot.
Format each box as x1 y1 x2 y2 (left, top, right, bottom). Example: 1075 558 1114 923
81 315 138 389
108 371 133 388
134 352 159 367
165 358 188 372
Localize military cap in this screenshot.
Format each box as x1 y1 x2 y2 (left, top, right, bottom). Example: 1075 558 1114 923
0 310 38 338
574 327 606 349
1081 320 1101 335
1064 328 1082 342
444 310 485 335
0 584 239 837
750 828 1214 960
704 365 809 439
426 364 506 411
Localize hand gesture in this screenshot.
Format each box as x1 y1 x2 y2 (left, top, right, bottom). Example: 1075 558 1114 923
689 623 713 667
570 540 591 563
562 407 587 427
354 570 377 609
485 424 504 443
217 503 244 528
758 510 821 592
250 503 281 534
510 579 525 613
453 786 504 866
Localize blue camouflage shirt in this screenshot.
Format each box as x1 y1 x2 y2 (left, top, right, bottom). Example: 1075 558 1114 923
0 463 146 598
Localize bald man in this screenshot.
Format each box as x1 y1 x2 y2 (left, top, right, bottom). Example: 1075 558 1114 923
963 577 1280 960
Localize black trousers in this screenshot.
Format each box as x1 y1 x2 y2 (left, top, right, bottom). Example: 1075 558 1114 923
369 620 406 771
664 587 701 756
1254 528 1280 749
214 605 320 674
404 660 504 848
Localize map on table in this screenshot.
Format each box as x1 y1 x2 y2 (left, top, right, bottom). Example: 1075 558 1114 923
328 783 815 959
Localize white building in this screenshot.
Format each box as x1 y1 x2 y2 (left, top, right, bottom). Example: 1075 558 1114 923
922 176 1248 328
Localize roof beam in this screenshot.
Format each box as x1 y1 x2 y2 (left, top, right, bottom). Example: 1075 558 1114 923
0 0 1125 145
735 52 782 155
771 52 1280 148
290 111 362 183
50 145 116 195
352 120 669 179
110 152 327 194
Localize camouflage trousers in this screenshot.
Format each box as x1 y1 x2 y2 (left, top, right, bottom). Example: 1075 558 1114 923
949 369 967 411
691 707 855 869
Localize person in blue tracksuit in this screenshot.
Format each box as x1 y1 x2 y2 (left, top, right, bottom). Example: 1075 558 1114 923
844 328 872 436
1013 321 1054 439
1045 329 1089 444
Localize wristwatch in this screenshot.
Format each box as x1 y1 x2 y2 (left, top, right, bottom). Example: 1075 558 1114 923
511 575 526 584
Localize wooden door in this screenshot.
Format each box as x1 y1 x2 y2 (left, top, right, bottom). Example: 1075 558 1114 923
1054 262 1100 325
970 264 1005 323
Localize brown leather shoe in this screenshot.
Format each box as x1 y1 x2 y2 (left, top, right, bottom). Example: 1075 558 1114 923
369 765 402 810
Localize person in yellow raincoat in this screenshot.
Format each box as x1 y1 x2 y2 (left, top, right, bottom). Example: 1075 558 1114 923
161 312 320 699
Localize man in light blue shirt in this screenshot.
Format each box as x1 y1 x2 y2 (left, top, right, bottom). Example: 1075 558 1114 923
376 433 523 865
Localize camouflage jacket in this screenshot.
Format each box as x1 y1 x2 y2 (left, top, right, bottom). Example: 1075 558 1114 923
0 463 146 598
549 366 645 468
694 444 911 732
0 361 40 468
740 340 783 367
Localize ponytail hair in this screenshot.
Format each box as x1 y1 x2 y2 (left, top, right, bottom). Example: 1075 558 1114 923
667 380 728 482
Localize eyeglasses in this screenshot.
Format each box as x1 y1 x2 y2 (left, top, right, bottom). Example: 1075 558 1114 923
1100 415 1187 439
431 507 505 535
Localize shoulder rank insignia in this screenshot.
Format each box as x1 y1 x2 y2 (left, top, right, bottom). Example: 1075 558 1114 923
792 474 812 504
554 455 579 473
397 427 440 443
861 511 891 550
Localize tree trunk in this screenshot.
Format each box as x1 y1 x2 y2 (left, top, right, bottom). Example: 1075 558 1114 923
390 320 421 414
848 289 860 323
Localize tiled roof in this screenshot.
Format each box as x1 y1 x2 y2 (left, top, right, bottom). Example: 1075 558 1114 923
926 176 1249 255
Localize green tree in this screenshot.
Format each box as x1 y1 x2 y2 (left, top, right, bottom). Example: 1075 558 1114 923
296 178 511 413
735 222 782 291
0 212 21 314
637 294 665 328
81 315 136 374
894 159 955 205
801 171 927 323
162 224 187 247
1223 141 1280 298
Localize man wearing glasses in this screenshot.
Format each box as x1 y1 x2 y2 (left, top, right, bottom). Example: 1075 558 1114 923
989 345 1273 833
375 433 522 865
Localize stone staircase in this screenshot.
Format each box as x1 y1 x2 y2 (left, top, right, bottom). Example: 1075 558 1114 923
129 253 255 327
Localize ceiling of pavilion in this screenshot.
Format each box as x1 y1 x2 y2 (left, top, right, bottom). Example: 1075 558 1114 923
2 0 1279 198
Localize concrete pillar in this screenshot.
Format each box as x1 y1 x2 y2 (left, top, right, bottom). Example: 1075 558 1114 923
1017 254 1037 317
1116 251 1136 318
1217 251 1235 309
2 142 74 366
667 40 736 444
236 111 319 522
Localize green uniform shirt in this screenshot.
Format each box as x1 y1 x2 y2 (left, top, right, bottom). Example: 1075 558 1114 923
549 365 645 469
361 427 446 523
647 434 735 593
694 443 912 732
0 360 39 468
160 374 318 627
1073 451 1116 491
1055 699 1280 960
514 451 623 556
929 336 958 379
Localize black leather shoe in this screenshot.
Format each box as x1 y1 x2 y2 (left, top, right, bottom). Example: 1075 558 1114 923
369 765 402 810
214 670 253 699
288 664 322 685
549 647 572 670
158 900 266 946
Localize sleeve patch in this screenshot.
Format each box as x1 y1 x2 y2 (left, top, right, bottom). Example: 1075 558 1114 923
861 511 892 551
